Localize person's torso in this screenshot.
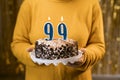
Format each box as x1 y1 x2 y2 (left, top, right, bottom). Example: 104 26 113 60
29 0 93 48
27 0 93 80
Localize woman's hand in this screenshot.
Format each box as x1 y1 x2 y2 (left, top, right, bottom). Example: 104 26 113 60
27 45 45 66
27 45 35 52
67 48 86 68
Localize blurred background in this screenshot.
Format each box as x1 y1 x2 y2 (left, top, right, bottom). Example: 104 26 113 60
0 0 120 80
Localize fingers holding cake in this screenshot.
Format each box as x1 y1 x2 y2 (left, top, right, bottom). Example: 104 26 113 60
27 45 35 52
67 48 86 68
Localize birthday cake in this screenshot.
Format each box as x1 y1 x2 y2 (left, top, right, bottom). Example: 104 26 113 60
35 39 78 60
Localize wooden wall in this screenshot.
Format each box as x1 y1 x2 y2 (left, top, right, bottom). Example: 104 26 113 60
93 0 120 75
0 0 24 76
0 0 120 79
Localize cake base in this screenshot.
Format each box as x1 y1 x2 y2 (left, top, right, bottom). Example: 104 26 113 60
30 50 83 66
35 39 78 60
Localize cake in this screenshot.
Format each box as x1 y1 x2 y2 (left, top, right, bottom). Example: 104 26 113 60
35 39 78 60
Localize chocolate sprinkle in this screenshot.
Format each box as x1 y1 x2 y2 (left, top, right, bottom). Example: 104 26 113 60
35 39 78 60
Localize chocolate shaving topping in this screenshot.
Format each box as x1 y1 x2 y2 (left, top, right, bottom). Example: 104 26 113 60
35 39 78 60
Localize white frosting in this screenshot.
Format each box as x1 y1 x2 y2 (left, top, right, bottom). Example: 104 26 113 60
37 38 76 48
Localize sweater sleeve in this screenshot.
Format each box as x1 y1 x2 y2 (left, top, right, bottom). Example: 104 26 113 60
78 0 105 71
11 0 37 67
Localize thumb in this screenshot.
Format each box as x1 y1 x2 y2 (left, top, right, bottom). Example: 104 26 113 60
80 48 86 53
27 45 35 52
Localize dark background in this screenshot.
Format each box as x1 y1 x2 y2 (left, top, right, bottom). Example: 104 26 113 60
0 0 120 80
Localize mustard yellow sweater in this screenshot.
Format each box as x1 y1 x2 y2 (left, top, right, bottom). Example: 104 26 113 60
11 0 105 80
